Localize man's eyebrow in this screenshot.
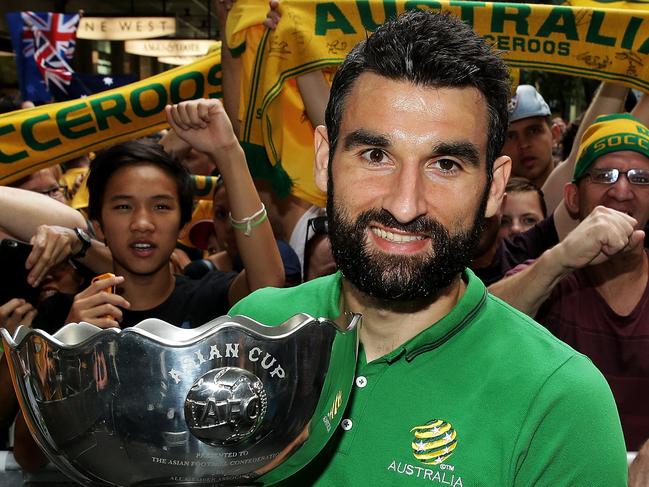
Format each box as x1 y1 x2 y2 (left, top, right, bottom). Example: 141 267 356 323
108 194 176 200
526 122 546 131
343 129 391 151
432 141 481 167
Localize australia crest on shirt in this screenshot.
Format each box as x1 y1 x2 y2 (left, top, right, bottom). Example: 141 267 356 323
387 418 464 486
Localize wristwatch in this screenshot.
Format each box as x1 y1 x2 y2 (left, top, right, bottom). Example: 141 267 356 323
72 227 92 259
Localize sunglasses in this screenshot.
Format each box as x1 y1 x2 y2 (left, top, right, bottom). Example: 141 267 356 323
583 168 649 185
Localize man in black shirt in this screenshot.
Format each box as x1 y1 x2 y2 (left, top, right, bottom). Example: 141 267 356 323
65 99 285 328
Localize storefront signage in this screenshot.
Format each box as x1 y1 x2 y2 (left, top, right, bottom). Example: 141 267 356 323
125 40 219 57
77 17 176 40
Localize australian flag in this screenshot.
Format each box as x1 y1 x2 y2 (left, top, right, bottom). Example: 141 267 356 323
77 73 138 94
6 11 82 102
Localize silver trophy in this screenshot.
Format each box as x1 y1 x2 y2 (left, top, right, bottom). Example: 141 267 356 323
1 313 360 486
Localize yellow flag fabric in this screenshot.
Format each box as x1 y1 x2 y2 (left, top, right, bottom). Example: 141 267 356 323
0 49 222 185
190 174 220 201
227 0 649 206
566 0 649 12
59 166 90 209
230 21 323 205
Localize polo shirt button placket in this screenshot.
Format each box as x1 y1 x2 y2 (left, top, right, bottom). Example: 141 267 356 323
341 418 353 431
355 376 367 388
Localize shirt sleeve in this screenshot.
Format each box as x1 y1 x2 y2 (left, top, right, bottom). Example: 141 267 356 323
228 287 287 325
511 354 627 486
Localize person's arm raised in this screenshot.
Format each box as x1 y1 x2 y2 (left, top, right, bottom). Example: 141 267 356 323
166 99 285 305
489 206 643 316
262 0 329 128
297 70 330 128
216 0 242 137
543 83 628 216
631 88 649 124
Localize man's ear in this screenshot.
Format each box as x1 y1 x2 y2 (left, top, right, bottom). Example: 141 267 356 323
484 155 511 218
563 182 580 218
551 122 562 145
314 125 330 193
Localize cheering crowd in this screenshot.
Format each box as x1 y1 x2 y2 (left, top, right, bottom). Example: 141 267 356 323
1 2 649 486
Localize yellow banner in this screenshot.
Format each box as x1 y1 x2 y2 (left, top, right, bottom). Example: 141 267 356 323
228 0 649 206
0 49 222 185
191 174 220 201
566 0 649 12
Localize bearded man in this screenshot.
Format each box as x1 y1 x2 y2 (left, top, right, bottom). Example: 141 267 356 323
229 10 627 486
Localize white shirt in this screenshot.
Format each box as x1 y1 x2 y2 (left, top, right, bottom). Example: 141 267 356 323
288 205 326 276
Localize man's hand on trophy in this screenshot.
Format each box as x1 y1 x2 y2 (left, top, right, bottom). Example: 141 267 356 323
0 298 37 335
26 224 80 287
165 99 243 168
65 275 129 329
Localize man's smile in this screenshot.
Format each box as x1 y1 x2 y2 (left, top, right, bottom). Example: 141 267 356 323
369 225 430 254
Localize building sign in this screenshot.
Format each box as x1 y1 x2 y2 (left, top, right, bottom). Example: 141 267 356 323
159 56 202 65
125 40 219 57
77 17 176 40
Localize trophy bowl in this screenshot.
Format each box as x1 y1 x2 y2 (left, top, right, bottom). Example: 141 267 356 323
1 313 359 486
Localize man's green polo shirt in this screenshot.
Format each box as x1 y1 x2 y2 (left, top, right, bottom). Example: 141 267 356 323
229 270 627 486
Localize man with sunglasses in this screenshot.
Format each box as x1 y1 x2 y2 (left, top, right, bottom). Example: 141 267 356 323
490 113 649 455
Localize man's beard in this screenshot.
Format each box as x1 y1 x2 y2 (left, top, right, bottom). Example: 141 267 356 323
327 187 487 305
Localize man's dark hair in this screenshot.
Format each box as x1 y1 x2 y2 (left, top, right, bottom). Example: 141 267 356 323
87 139 193 227
325 10 510 178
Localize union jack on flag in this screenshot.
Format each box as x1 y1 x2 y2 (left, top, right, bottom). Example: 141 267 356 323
6 11 81 102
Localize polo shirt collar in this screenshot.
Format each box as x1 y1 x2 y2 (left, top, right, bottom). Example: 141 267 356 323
402 269 487 362
334 269 487 364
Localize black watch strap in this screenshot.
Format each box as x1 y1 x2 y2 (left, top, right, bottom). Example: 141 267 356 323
72 227 91 259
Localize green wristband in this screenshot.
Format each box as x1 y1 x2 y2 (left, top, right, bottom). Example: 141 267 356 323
229 205 268 236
